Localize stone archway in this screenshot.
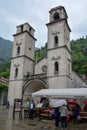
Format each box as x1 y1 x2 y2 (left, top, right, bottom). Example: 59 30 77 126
22 79 47 106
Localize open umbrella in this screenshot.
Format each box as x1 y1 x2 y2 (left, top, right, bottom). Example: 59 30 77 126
67 99 78 106
53 99 67 108
84 101 87 105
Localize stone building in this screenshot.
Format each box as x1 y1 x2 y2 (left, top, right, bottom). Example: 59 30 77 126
8 6 83 106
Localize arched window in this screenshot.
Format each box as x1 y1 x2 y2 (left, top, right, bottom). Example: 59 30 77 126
54 36 58 47
17 46 20 55
54 61 59 75
15 68 18 77
54 36 58 44
53 13 60 21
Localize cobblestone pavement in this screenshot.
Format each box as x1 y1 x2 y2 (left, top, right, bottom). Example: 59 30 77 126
0 106 87 130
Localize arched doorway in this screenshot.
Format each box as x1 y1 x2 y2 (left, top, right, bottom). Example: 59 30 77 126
22 79 47 106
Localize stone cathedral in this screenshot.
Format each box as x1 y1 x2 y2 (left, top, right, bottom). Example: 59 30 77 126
8 6 83 106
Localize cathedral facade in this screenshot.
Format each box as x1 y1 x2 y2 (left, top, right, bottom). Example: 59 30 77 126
8 6 83 106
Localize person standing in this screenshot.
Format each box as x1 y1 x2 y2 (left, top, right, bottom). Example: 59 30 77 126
54 107 60 128
29 100 35 120
73 104 81 124
6 100 10 109
59 104 68 130
26 99 30 107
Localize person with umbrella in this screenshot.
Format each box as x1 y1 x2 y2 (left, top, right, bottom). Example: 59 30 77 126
53 99 67 129
54 106 60 128
59 104 68 130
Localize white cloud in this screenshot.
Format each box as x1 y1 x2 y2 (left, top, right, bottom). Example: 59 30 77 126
0 0 87 47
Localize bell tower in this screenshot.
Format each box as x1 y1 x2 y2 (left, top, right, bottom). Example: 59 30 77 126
46 6 72 88
8 23 36 106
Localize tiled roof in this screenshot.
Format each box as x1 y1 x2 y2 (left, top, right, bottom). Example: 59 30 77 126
0 77 9 85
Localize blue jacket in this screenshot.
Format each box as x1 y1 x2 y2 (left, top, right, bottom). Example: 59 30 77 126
73 106 80 116
54 107 60 117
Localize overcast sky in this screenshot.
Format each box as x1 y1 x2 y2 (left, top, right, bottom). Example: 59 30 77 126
0 0 87 48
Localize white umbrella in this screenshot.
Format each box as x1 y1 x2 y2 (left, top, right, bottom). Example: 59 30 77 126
53 99 67 108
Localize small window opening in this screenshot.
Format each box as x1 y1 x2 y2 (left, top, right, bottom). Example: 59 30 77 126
20 25 23 32
17 46 20 55
15 68 18 77
54 36 58 47
54 61 59 75
54 36 58 44
54 13 60 21
29 27 32 32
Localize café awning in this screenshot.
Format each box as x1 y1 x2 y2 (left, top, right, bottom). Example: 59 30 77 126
32 88 87 98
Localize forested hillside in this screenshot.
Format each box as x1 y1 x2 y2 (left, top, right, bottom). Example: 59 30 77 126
0 37 87 78
0 37 13 78
71 37 87 75
0 37 13 63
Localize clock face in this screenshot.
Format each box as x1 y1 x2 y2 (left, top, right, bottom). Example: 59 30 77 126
42 65 47 72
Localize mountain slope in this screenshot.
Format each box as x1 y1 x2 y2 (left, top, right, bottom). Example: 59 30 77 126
0 37 13 63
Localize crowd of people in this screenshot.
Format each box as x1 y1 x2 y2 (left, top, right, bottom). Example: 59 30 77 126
24 98 87 129
54 100 87 129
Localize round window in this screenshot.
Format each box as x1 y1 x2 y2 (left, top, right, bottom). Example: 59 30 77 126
42 65 47 72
